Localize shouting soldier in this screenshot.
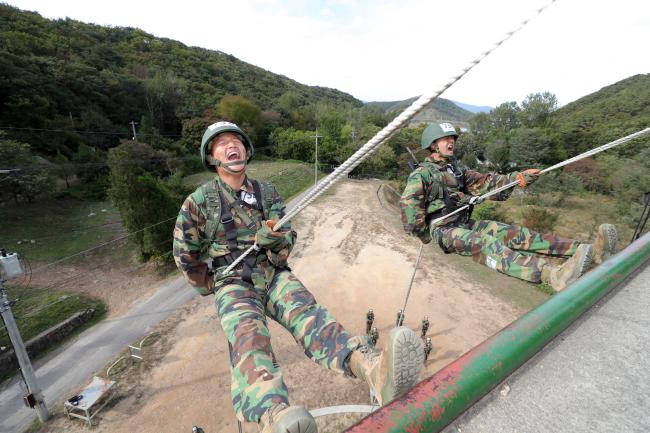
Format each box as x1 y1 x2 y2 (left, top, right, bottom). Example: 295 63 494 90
174 121 424 433
400 122 617 292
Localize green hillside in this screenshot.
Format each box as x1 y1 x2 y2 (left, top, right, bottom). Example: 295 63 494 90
552 74 650 156
0 4 361 155
367 96 473 125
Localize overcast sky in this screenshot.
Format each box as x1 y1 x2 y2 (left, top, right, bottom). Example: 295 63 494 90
6 0 650 107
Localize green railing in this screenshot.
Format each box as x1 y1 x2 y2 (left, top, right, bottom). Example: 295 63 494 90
345 231 650 433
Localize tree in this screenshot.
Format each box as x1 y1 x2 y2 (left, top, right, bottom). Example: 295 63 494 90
0 134 51 203
270 128 314 161
216 95 263 143
107 141 177 261
519 92 558 128
54 150 74 188
484 139 511 173
468 112 492 141
490 102 521 132
508 127 559 167
71 144 109 198
358 145 397 177
143 70 186 133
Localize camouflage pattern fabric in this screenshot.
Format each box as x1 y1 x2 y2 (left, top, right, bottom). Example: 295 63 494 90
434 219 580 282
216 270 365 422
400 157 520 242
400 157 582 282
173 175 364 423
173 176 295 293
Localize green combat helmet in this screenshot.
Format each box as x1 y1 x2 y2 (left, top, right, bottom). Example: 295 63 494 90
420 122 459 150
200 121 254 172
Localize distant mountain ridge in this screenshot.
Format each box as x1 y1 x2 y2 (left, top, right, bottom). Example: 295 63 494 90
366 96 474 127
451 100 493 113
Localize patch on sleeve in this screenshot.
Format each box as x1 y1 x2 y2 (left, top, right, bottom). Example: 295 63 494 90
486 256 498 270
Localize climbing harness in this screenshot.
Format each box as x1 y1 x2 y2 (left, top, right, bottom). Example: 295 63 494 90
427 127 650 229
200 178 275 290
420 160 475 227
217 0 558 278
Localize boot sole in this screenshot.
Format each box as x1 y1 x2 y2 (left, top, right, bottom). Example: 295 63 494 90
597 224 618 263
384 326 424 403
270 406 317 433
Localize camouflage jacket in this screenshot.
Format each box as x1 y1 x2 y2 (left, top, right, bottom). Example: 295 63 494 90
400 156 518 243
173 176 296 294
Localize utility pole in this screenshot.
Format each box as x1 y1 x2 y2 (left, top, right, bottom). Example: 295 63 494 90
129 120 138 141
311 130 322 186
0 250 49 422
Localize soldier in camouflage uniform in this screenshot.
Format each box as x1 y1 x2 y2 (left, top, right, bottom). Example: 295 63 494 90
174 121 423 433
400 122 618 291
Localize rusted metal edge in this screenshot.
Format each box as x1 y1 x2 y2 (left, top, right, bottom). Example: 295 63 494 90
345 231 650 433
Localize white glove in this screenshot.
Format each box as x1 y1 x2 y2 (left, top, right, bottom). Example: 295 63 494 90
468 196 484 205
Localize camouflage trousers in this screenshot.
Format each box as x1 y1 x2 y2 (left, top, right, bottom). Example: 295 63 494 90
432 219 581 283
215 269 364 423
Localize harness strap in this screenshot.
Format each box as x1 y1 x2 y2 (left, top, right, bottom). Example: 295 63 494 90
217 189 258 284
219 184 256 231
252 180 264 213
422 162 473 225
218 189 239 252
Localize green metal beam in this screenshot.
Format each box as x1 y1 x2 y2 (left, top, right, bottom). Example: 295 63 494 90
346 231 650 433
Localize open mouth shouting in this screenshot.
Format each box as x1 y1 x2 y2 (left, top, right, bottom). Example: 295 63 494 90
227 149 242 162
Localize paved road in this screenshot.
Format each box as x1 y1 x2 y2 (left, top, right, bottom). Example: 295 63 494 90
444 262 650 433
0 277 197 433
0 188 312 433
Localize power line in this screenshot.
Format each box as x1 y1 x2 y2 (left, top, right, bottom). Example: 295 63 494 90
0 125 182 138
6 155 201 172
30 215 177 275
3 221 124 244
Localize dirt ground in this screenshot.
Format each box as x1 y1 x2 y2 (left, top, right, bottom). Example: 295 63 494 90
29 247 167 319
37 179 545 433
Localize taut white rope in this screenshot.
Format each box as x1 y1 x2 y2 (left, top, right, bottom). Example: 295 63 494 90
221 0 558 276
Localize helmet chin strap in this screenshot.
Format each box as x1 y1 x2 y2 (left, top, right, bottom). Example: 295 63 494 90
206 156 248 174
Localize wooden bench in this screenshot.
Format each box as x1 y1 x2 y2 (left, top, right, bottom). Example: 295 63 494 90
63 376 116 427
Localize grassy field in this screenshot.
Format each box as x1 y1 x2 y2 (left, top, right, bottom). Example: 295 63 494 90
494 191 638 249
0 286 106 347
185 159 321 201
0 198 123 263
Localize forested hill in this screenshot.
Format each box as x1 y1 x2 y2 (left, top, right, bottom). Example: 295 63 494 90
0 4 361 155
552 74 650 155
367 96 473 125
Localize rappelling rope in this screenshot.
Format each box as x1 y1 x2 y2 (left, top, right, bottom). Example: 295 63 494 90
221 0 558 276
400 243 424 318
429 127 650 227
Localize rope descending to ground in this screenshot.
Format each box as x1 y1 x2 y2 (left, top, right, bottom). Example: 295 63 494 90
220 0 558 277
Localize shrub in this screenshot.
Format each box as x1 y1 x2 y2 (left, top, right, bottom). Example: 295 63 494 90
522 206 558 233
472 202 513 224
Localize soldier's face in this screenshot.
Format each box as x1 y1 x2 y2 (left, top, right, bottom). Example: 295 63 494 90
210 132 247 173
432 136 456 157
